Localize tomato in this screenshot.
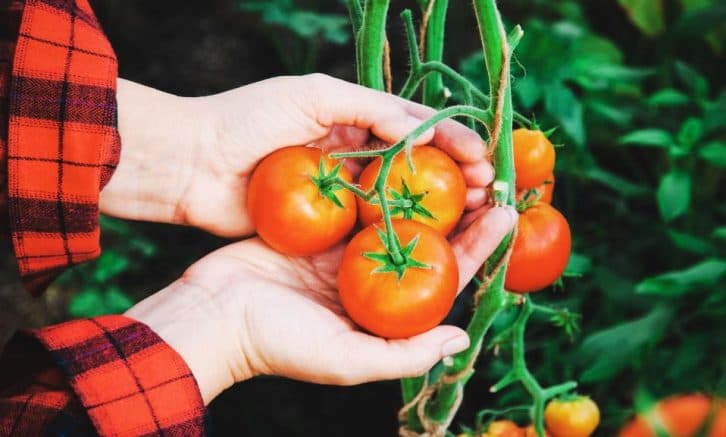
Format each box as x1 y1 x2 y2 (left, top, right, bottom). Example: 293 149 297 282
247 146 356 256
482 420 525 437
523 425 551 437
709 402 726 437
357 145 466 236
504 203 571 293
544 397 600 437
618 394 714 437
513 128 556 190
516 173 554 205
337 219 458 339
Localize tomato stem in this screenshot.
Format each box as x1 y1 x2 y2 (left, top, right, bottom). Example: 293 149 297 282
358 0 390 91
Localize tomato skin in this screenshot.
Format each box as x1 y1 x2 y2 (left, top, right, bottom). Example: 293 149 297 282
337 220 458 339
513 129 556 190
247 146 357 256
618 394 714 437
516 173 554 205
357 145 467 236
504 203 571 293
483 420 525 437
523 425 551 437
544 397 600 437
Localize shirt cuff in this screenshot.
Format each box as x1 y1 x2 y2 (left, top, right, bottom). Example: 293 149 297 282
26 315 208 436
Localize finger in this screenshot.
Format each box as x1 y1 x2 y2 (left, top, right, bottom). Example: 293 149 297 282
327 326 470 385
465 188 488 210
309 74 434 146
450 206 518 291
403 100 486 163
460 160 495 187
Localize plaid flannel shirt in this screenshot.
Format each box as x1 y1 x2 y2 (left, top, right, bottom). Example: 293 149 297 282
1 1 208 435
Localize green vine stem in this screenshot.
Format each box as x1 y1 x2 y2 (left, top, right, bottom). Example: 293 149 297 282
420 0 448 107
489 298 578 436
399 0 523 434
358 0 390 91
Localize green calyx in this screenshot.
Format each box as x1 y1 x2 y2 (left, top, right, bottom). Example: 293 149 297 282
310 158 346 208
363 226 431 281
390 179 436 221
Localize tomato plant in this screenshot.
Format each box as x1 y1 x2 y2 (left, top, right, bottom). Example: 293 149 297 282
544 397 600 437
337 219 458 339
356 145 466 236
513 128 556 190
505 203 571 293
247 146 357 256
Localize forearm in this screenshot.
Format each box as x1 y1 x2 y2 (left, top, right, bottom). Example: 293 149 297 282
100 79 205 224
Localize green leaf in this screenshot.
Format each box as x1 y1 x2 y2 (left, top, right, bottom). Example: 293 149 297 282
105 287 135 314
656 170 691 222
585 167 649 197
69 288 107 318
93 251 130 283
544 83 585 146
586 99 634 126
698 141 726 167
636 259 726 296
578 306 673 382
617 0 665 36
713 226 726 240
676 118 704 150
563 253 592 277
675 61 709 98
513 75 543 110
647 88 691 106
667 230 715 255
618 129 674 148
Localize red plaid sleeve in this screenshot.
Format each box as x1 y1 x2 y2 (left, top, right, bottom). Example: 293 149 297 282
5 0 121 295
1 315 208 436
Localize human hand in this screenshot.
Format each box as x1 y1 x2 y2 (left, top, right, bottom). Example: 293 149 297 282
125 204 517 405
101 74 494 237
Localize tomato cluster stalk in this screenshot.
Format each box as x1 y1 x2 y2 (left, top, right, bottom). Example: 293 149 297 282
338 1 580 436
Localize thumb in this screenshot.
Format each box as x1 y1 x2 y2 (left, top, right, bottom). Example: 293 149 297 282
307 73 435 146
325 326 470 385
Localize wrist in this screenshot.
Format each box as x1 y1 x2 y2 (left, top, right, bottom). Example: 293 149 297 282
125 279 255 404
100 79 208 225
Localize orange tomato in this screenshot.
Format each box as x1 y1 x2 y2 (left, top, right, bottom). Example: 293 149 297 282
356 145 466 236
505 203 571 293
516 173 554 205
483 420 525 437
618 394 717 437
523 425 551 437
544 397 600 437
247 146 356 256
337 219 458 339
513 128 556 189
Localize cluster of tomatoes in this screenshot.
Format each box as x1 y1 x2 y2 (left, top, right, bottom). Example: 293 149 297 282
458 397 600 437
619 393 726 437
247 144 466 339
506 128 571 293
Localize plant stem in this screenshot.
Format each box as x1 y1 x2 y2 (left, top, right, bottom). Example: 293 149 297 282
421 0 448 107
359 0 390 90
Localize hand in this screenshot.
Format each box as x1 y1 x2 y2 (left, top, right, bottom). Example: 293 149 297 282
125 204 517 405
101 74 493 237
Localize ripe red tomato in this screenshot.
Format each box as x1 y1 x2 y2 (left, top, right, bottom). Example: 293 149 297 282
505 203 571 293
356 145 466 236
513 128 556 190
618 394 715 437
247 146 357 256
337 219 458 339
516 173 554 205
544 397 600 437
483 420 525 437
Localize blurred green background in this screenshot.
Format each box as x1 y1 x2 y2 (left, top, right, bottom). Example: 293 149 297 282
1 0 724 435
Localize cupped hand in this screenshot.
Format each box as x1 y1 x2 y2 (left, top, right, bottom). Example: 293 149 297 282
126 204 517 405
103 74 494 237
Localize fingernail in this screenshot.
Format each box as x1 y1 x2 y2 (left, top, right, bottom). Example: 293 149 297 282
503 205 519 225
441 335 470 357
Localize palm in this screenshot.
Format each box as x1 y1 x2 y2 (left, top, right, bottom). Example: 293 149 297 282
184 201 515 385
